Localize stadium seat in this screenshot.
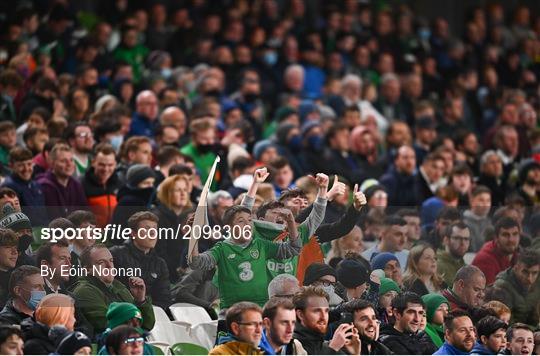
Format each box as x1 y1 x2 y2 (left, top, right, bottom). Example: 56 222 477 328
148 305 195 346
190 320 218 350
169 303 212 325
170 342 208 355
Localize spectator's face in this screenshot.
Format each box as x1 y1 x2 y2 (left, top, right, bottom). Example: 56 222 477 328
282 196 308 217
452 174 471 194
459 273 486 307
0 129 16 149
90 247 115 284
27 132 49 154
48 245 71 283
499 130 519 157
160 127 180 146
231 310 263 347
73 126 94 153
417 247 437 276
264 307 296 347
137 177 155 189
274 165 293 189
0 193 20 212
525 168 540 186
194 129 215 146
259 147 278 164
494 226 520 255
416 128 437 146
501 104 519 125
230 212 252 244
129 143 152 165
0 244 18 270
161 110 186 135
462 134 479 155
92 152 116 184
53 150 75 179
118 333 144 355
402 215 420 242
424 158 445 183
343 111 361 129
330 129 350 151
297 296 329 334
445 226 471 258
513 262 540 291
395 147 416 175
353 307 379 341
384 260 402 284
11 159 33 181
387 123 411 147
379 290 398 309
382 80 400 103
339 227 363 254
382 224 407 252
224 109 243 128
470 192 491 217
507 329 534 356
170 179 190 208
14 273 45 303
123 29 138 48
0 334 23 355
72 89 89 113
446 316 476 352
482 328 506 354
137 93 159 120
27 113 46 129
77 221 96 249
134 219 158 251
482 154 503 177
432 303 448 325
395 303 424 333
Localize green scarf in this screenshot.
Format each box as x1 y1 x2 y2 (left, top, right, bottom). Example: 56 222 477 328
424 323 444 348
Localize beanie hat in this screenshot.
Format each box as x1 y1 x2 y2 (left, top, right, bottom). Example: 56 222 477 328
379 277 401 296
106 302 143 329
0 204 32 231
364 184 386 202
336 259 369 289
303 263 336 286
422 293 449 323
126 164 156 188
253 139 277 161
56 331 92 355
300 120 321 137
275 122 297 145
370 252 399 270
275 107 297 122
518 159 540 184
420 197 445 228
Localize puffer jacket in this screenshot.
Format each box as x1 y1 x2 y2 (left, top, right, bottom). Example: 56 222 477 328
379 324 437 355
21 318 56 355
110 241 171 310
81 167 121 227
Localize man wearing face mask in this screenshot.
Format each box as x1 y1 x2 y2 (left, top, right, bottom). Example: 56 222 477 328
0 204 35 267
302 263 343 307
229 70 264 139
0 265 45 325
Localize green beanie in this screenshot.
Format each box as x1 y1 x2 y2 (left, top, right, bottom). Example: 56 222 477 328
422 293 449 323
106 302 143 329
379 277 401 296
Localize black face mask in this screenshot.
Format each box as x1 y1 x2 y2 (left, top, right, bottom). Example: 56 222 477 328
204 89 221 98
244 92 259 103
197 144 215 154
18 234 33 252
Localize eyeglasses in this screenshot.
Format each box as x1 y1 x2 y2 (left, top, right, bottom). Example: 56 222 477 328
124 337 144 344
237 321 263 328
274 294 295 298
316 280 336 287
76 132 93 138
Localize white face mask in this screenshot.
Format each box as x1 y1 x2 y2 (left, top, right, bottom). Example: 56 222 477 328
110 135 124 152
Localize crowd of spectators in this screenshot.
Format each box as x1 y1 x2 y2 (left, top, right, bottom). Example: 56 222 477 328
0 0 540 354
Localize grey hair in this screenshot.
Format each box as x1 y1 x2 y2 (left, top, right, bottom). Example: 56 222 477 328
208 190 233 208
284 64 305 78
453 265 485 285
268 274 300 298
341 74 362 88
381 73 399 86
480 150 501 167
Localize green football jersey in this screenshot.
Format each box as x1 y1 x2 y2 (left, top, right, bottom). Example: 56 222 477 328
210 238 278 309
252 221 310 280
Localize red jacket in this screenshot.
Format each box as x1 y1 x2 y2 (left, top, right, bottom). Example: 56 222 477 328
471 240 517 285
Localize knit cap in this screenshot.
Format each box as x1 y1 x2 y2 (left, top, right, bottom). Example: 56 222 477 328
336 259 369 289
0 204 31 231
303 263 336 286
422 293 449 323
370 252 399 270
56 331 92 355
106 302 143 330
126 164 156 188
379 277 401 296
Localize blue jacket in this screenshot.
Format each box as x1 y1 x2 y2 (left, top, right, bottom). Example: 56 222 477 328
2 174 48 226
129 112 158 138
434 342 471 355
471 342 495 355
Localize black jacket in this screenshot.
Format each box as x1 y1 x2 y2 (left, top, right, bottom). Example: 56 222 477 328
0 299 31 325
110 241 171 310
21 318 56 355
379 324 437 355
293 322 345 355
151 203 191 282
0 270 12 309
110 186 155 243
361 337 393 355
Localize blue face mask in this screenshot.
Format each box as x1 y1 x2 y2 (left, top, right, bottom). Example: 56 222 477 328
27 290 46 310
308 135 324 151
288 135 303 152
110 135 124 152
263 51 278 66
161 68 172 79
419 28 431 41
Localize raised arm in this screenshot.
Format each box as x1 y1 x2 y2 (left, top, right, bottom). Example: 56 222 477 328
300 173 330 236
241 167 270 210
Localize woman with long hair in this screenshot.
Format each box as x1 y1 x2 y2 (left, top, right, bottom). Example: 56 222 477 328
403 243 447 296
152 174 193 282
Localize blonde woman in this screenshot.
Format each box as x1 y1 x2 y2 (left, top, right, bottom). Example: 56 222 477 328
326 226 364 261
403 243 447 296
152 174 193 282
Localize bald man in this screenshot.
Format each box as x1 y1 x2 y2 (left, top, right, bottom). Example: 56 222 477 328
129 90 159 137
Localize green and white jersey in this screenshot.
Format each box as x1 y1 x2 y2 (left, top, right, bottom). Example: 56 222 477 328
252 221 310 280
210 238 278 309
